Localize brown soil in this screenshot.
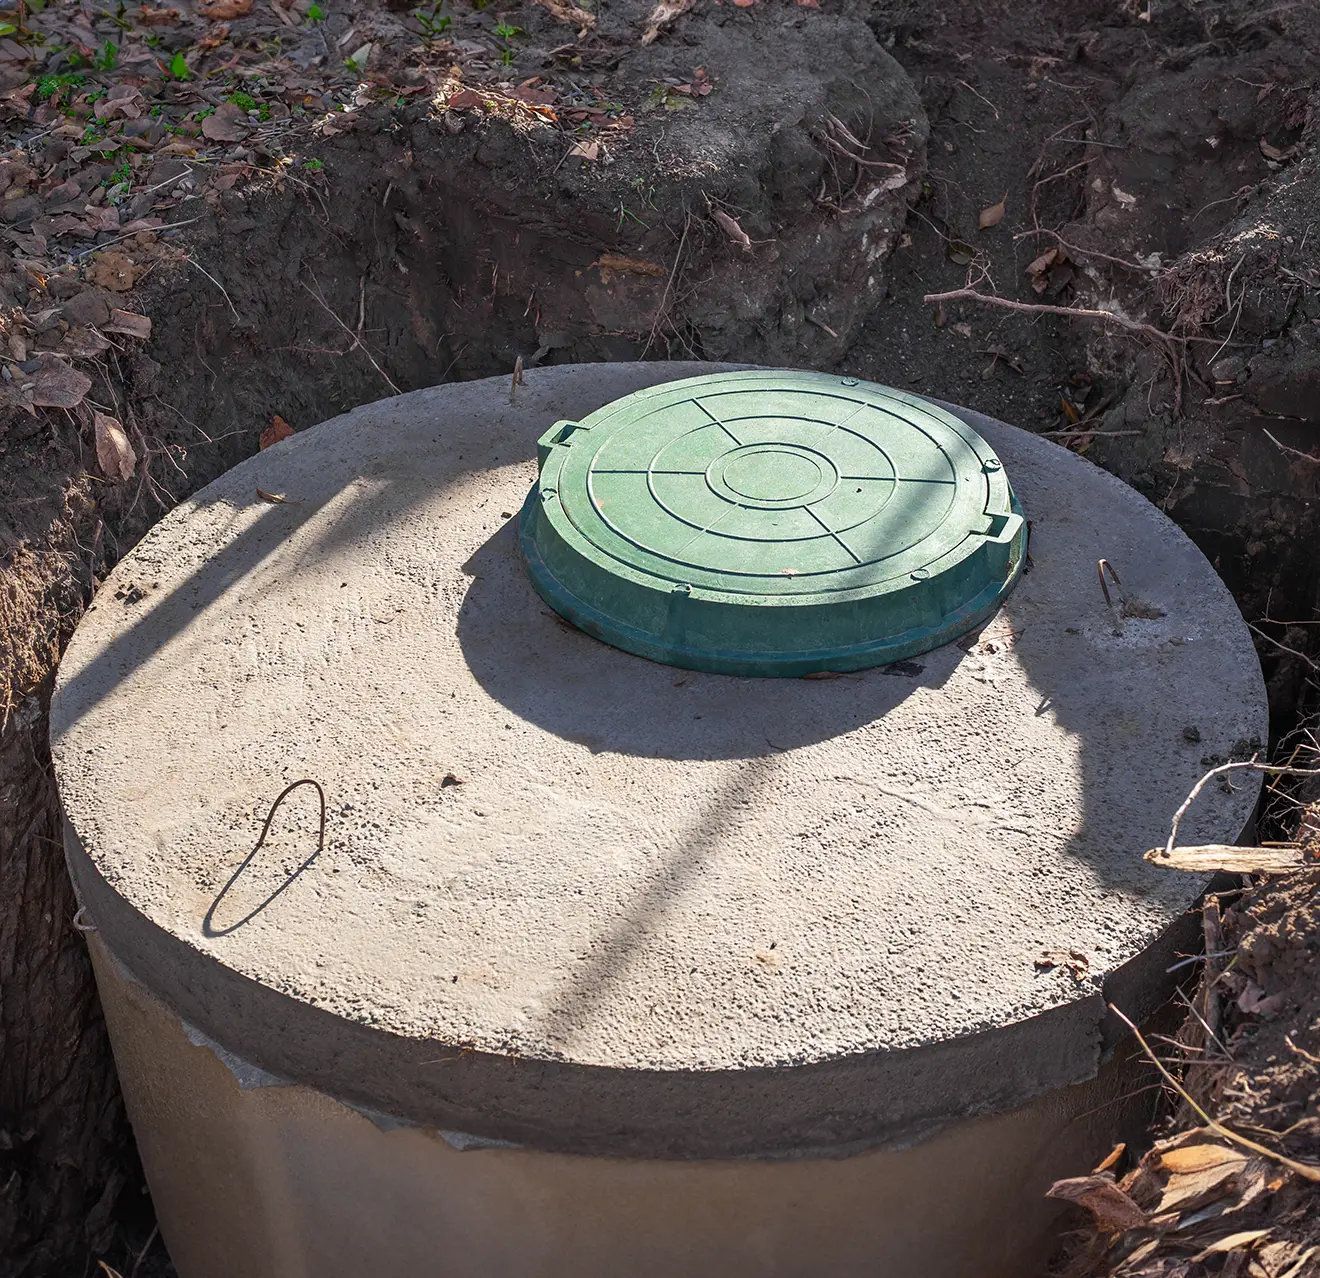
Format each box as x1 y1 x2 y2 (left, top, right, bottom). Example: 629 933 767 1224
1 0 1319 1274
1053 856 1320 1276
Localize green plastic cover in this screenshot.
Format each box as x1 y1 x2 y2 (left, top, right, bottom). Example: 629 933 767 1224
520 371 1026 677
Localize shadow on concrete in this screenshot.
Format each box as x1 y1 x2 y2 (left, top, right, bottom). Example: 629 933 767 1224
51 367 1265 1126
456 519 962 761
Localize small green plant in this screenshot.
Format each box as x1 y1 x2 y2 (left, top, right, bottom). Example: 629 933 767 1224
305 1 324 18
228 90 256 110
95 39 117 70
106 159 132 200
145 32 164 47
303 156 324 171
35 72 85 101
150 102 163 116
413 3 450 36
492 19 521 65
194 105 214 119
167 50 189 79
615 201 646 230
0 21 17 36
257 104 271 121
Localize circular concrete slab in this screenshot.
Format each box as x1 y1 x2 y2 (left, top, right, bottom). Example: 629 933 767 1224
51 363 1266 1158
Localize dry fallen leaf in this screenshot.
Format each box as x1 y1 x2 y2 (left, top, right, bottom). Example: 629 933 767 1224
712 209 752 251
1156 1157 1248 1216
259 414 295 450
641 0 696 44
256 487 301 504
1192 1231 1272 1263
200 0 252 17
533 0 595 28
568 138 599 161
103 310 152 340
62 327 112 359
1259 138 1293 162
440 773 466 787
86 252 140 292
1160 1143 1249 1175
1046 1175 1149 1232
94 410 136 482
201 102 252 143
28 355 93 409
94 88 144 121
978 199 1006 229
1094 1143 1126 1174
1036 949 1090 980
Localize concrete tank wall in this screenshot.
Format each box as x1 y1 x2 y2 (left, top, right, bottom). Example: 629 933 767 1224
91 934 1158 1278
51 362 1268 1277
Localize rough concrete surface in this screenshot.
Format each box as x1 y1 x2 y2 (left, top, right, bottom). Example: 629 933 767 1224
51 363 1266 1157
87 932 1164 1278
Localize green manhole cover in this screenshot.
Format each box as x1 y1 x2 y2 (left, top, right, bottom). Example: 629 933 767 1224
520 371 1026 677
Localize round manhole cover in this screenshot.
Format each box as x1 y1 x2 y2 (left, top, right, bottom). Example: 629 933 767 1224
520 370 1026 675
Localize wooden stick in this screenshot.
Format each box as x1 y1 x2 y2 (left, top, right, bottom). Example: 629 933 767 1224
1110 1002 1320 1184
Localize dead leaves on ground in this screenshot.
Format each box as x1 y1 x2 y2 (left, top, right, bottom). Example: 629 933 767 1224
1026 244 1077 296
978 197 1006 229
22 354 93 410
712 209 752 251
259 414 294 449
1047 1173 1149 1232
200 102 253 143
199 0 252 17
642 0 695 44
1050 1126 1320 1277
1035 948 1090 980
94 410 137 482
104 310 152 340
446 84 562 126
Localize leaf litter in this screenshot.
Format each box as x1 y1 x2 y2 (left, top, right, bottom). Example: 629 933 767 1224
1053 781 1320 1277
0 0 712 490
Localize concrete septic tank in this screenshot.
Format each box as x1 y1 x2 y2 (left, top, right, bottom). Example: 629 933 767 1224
51 363 1266 1278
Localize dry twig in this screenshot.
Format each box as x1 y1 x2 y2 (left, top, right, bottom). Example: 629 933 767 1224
1110 1002 1320 1184
1159 760 1320 859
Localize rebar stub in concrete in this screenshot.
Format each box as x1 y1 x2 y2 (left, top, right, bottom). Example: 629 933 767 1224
51 362 1266 1159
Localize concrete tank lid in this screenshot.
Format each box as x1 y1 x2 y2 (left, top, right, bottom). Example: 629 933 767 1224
521 372 1027 676
50 363 1266 1159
